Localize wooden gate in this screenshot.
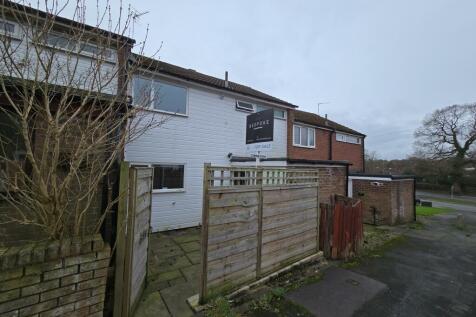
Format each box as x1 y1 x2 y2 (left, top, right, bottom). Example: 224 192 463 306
319 195 363 259
200 164 320 303
114 163 153 317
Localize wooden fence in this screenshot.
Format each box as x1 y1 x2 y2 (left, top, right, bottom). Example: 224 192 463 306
319 195 363 259
200 164 320 302
114 163 153 317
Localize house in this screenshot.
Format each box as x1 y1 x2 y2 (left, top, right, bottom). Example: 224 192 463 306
125 57 296 231
125 57 366 231
0 0 134 245
287 109 365 172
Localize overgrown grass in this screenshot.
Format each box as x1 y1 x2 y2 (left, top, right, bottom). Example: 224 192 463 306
416 205 452 216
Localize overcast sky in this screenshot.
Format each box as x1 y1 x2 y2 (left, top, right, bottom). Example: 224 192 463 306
66 0 476 159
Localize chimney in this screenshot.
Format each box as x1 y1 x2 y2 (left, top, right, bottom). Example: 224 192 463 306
225 71 229 88
325 114 329 125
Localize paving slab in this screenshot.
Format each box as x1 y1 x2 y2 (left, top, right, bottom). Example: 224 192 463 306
160 282 196 317
180 241 201 252
186 251 201 265
134 291 170 317
286 267 387 317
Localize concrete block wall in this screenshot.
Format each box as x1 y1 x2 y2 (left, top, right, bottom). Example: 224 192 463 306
0 234 110 317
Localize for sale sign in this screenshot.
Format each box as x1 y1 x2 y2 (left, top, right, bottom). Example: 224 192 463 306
246 109 274 153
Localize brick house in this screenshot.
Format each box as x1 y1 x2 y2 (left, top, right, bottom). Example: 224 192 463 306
287 109 366 172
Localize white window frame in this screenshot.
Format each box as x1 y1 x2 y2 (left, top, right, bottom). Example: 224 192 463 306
293 124 315 148
0 19 20 39
130 162 186 193
255 104 287 120
132 76 189 117
336 132 361 144
235 100 254 112
43 32 117 62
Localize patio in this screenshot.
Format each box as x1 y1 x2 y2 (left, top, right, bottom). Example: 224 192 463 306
134 227 201 317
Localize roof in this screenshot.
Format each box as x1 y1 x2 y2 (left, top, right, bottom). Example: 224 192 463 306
134 54 297 108
1 0 135 44
293 109 365 137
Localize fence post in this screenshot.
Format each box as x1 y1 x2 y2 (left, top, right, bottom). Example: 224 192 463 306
256 167 264 278
315 170 320 252
199 163 211 304
113 161 129 317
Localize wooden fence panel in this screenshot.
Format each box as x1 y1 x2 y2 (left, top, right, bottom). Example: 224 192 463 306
114 164 153 317
200 165 320 303
319 195 363 260
203 189 260 299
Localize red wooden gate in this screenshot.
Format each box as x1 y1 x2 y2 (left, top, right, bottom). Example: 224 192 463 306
319 195 363 259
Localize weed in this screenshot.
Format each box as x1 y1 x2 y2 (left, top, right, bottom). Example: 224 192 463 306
205 297 239 317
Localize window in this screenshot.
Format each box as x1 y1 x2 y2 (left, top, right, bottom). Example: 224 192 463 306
44 34 114 60
132 77 188 115
293 124 315 148
256 104 286 119
133 76 152 107
153 165 184 190
0 112 26 191
336 132 361 144
236 101 254 112
154 82 187 114
0 20 15 34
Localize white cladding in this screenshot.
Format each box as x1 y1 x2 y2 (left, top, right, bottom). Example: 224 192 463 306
0 19 118 95
125 83 288 231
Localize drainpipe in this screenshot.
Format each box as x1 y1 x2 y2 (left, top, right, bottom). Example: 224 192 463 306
329 129 334 160
345 164 349 196
362 137 366 173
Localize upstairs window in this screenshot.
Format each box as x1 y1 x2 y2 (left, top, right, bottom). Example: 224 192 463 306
132 76 188 115
336 132 361 144
0 20 15 35
256 104 286 119
44 34 115 60
236 101 254 112
293 124 315 148
153 165 184 190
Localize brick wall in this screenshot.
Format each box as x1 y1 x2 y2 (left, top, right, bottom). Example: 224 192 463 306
0 235 110 317
352 179 414 225
287 110 364 172
316 166 347 204
332 138 364 172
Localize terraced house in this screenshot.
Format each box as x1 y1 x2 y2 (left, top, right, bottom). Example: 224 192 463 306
125 58 365 231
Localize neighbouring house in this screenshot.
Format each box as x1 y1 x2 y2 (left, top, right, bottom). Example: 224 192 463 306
125 56 366 231
0 0 134 245
349 174 416 225
287 109 365 172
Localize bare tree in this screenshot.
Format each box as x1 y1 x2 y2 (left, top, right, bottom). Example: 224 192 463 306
0 0 163 241
414 103 476 192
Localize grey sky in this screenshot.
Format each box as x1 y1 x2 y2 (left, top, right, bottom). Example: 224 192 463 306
72 0 476 159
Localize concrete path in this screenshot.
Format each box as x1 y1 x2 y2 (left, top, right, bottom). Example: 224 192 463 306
287 204 476 316
286 268 387 317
